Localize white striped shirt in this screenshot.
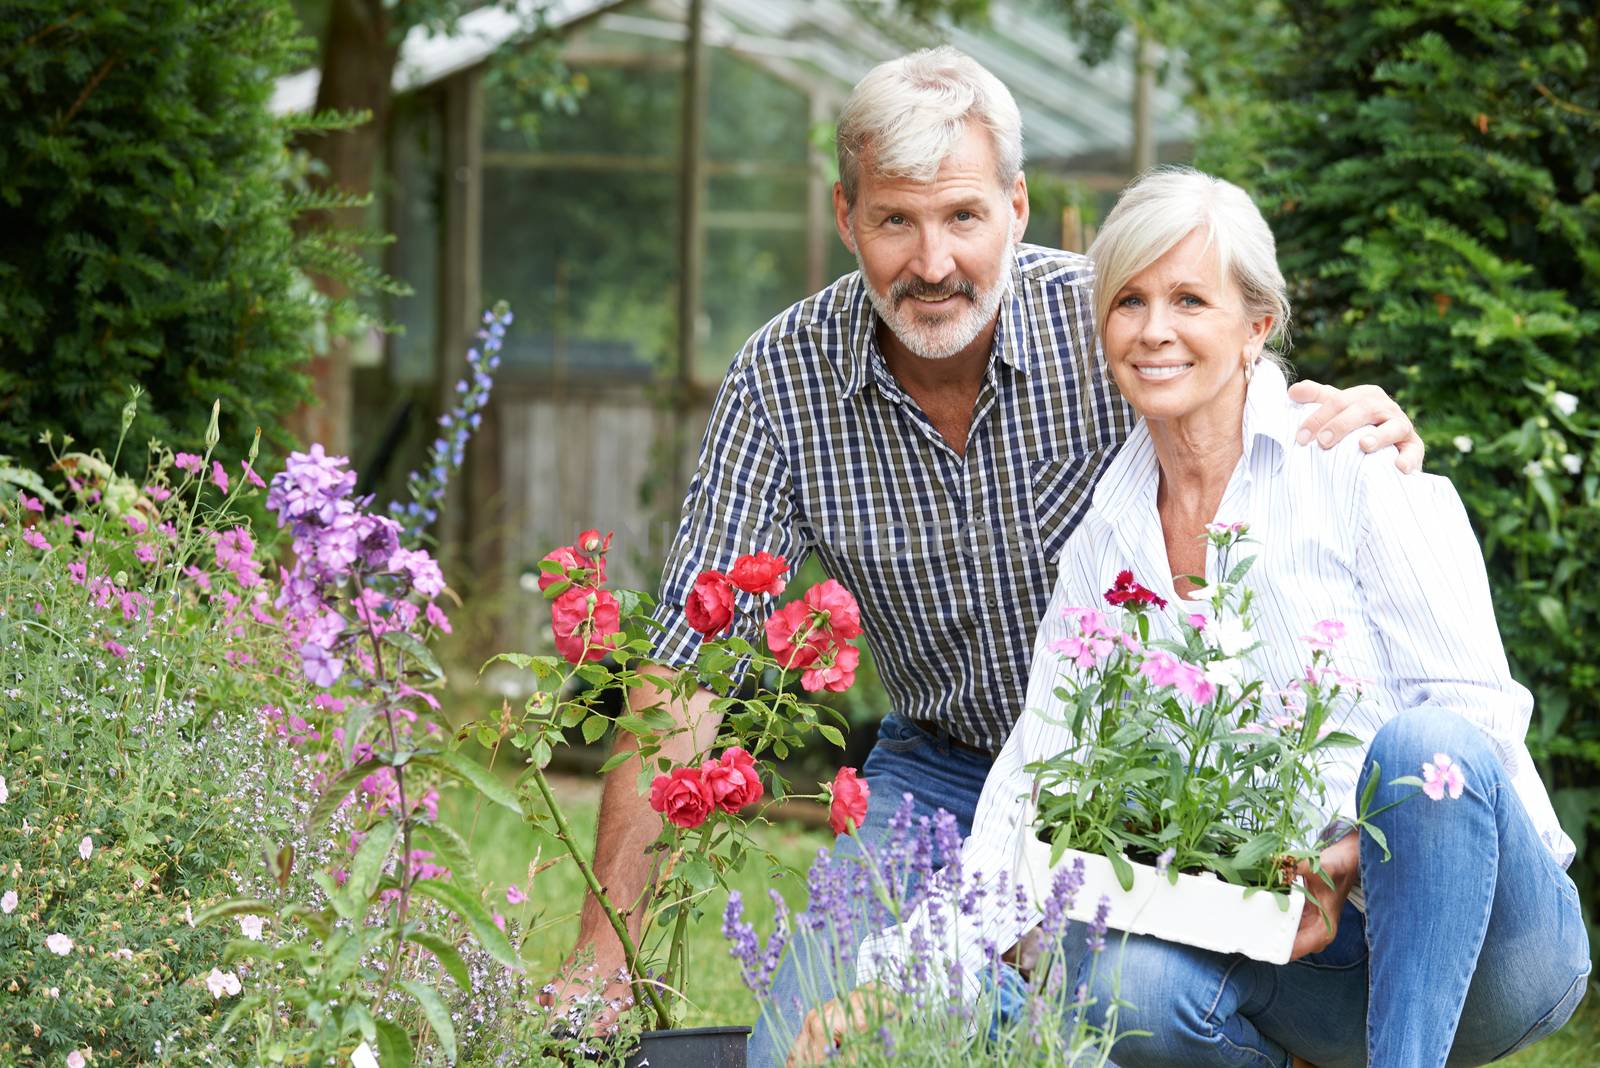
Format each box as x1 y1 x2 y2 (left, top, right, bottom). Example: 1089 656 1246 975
859 360 1573 1003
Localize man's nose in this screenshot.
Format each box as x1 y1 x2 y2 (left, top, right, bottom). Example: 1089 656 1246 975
908 227 956 283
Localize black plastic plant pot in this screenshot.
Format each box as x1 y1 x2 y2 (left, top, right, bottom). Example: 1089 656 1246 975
625 1025 751 1068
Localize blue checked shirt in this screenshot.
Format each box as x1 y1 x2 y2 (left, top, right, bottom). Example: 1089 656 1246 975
650 245 1133 752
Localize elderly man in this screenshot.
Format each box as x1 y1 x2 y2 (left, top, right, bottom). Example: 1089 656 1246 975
550 47 1421 1068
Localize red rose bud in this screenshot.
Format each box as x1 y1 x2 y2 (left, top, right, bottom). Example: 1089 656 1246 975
802 579 863 639
701 746 764 813
650 766 714 829
1104 569 1168 610
685 570 737 637
829 766 870 836
551 587 622 664
728 551 789 596
577 528 612 556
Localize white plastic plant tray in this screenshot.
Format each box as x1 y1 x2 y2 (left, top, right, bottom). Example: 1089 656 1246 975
1019 828 1305 965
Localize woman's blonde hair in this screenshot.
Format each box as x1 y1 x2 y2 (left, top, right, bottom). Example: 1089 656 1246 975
1089 167 1291 358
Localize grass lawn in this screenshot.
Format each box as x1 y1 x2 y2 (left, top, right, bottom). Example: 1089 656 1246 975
442 778 1597 1063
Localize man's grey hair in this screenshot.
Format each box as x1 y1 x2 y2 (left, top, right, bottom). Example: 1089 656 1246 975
836 47 1024 207
1089 166 1292 360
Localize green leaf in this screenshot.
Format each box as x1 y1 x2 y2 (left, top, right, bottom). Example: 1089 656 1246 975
480 652 564 681
1363 821 1391 862
414 822 482 895
408 930 472 991
581 715 610 745
409 878 521 970
401 980 457 1064
1358 758 1382 818
383 630 444 682
309 759 383 837
1536 595 1567 636
193 899 276 926
1232 831 1281 872
817 724 846 749
415 750 522 816
343 703 378 763
374 1019 414 1068
597 750 632 774
346 820 399 909
1106 847 1135 892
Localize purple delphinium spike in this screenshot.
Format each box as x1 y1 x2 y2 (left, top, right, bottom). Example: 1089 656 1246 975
1086 895 1111 954
1039 857 1086 940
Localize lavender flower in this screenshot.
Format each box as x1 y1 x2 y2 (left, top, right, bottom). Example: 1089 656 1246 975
1086 895 1111 954
1039 857 1086 939
1155 846 1176 876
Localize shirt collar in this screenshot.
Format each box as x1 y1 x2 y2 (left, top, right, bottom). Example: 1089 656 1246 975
839 254 1029 401
1091 358 1298 525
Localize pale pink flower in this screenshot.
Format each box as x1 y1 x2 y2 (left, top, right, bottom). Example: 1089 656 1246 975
1301 618 1347 652
1172 662 1216 705
103 640 128 660
1050 633 1112 669
211 462 230 493
506 884 527 905
1185 612 1208 631
425 601 452 634
66 1050 87 1068
111 947 134 960
205 967 242 998
240 461 266 489
46 932 73 955
1422 753 1466 801
79 835 93 860
19 493 43 513
1 889 17 913
173 452 203 474
1138 650 1184 689
22 528 50 551
238 914 266 941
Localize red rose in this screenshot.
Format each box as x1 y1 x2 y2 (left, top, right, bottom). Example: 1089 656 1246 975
801 643 860 693
538 541 608 592
650 766 714 829
685 570 737 637
577 529 612 556
765 599 826 670
728 551 789 596
1104 569 1168 610
700 747 764 813
803 579 862 639
551 587 622 664
829 766 870 836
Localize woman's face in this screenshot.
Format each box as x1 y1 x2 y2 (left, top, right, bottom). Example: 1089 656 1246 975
1101 228 1272 427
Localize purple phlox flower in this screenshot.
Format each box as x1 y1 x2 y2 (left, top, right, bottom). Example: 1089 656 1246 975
1155 847 1176 876
1086 896 1111 954
299 640 345 688
267 444 357 528
214 527 255 570
389 546 445 598
357 514 404 569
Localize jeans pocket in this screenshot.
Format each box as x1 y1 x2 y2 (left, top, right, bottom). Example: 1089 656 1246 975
871 713 933 754
1493 964 1591 1060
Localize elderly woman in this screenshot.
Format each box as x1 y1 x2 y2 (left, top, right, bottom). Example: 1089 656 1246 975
844 168 1589 1068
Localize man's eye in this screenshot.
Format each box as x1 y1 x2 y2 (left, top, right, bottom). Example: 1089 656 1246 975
886 214 906 226
954 210 974 222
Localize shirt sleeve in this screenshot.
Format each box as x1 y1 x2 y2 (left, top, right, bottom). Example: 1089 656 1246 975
855 553 1088 1005
648 364 809 673
1330 455 1535 824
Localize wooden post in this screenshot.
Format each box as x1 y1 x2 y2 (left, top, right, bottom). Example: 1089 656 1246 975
438 68 483 564
806 90 833 295
1132 28 1157 175
1059 204 1084 253
676 0 708 388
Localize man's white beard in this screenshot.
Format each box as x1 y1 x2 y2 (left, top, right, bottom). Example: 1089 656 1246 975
859 221 1016 361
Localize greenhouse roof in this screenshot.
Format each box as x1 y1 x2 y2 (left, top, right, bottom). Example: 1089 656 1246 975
273 0 1191 163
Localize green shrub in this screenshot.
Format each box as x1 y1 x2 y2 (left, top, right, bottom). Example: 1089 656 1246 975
1193 0 1599 948
0 0 324 464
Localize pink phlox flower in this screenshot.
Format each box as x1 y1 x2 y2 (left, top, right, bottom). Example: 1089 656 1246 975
174 453 203 474
1237 722 1269 735
414 788 439 822
158 521 177 540
492 912 507 933
315 692 347 713
1050 633 1113 669
248 593 276 626
240 461 266 489
67 560 87 585
1422 753 1466 801
210 461 229 493
1185 612 1208 631
86 576 116 609
104 640 129 660
1301 618 1347 652
351 741 375 763
1138 650 1184 689
122 513 147 535
214 527 255 569
134 543 157 564
19 493 43 513
391 599 420 631
144 484 172 503
506 884 527 905
389 547 446 598
118 590 151 622
1117 632 1142 654
1060 606 1115 638
331 868 349 886
75 528 93 544
1172 662 1216 705
1204 521 1248 535
22 528 49 551
407 850 450 882
425 601 452 634
397 682 441 712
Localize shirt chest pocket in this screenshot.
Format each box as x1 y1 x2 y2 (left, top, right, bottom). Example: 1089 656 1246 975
1028 449 1106 567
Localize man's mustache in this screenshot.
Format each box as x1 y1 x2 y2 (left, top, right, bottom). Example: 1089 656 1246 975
890 278 977 306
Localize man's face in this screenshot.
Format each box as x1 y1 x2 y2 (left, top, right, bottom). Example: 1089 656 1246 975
836 123 1029 361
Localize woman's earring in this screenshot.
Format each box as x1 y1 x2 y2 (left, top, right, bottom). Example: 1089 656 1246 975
1243 356 1255 383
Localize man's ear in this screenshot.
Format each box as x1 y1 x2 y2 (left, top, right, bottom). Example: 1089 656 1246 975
1011 172 1030 241
833 181 856 255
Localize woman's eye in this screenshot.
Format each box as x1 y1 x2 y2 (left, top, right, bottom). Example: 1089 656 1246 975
1117 295 1143 308
1178 294 1204 307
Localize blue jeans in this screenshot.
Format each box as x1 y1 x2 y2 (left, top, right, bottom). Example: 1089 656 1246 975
746 713 997 1068
1060 707 1591 1068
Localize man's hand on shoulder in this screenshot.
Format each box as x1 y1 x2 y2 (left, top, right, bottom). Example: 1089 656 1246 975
1288 379 1424 474
536 949 637 1034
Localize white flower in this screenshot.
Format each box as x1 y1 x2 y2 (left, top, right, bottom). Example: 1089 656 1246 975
1 889 15 913
205 967 242 998
112 947 134 961
1452 435 1473 454
79 836 93 861
184 904 194 928
1523 460 1545 479
1552 391 1579 417
0 773 8 804
1203 658 1246 692
48 986 59 998
66 1051 87 1068
1206 616 1255 658
45 932 73 956
1561 453 1582 475
351 1041 381 1068
238 915 266 941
